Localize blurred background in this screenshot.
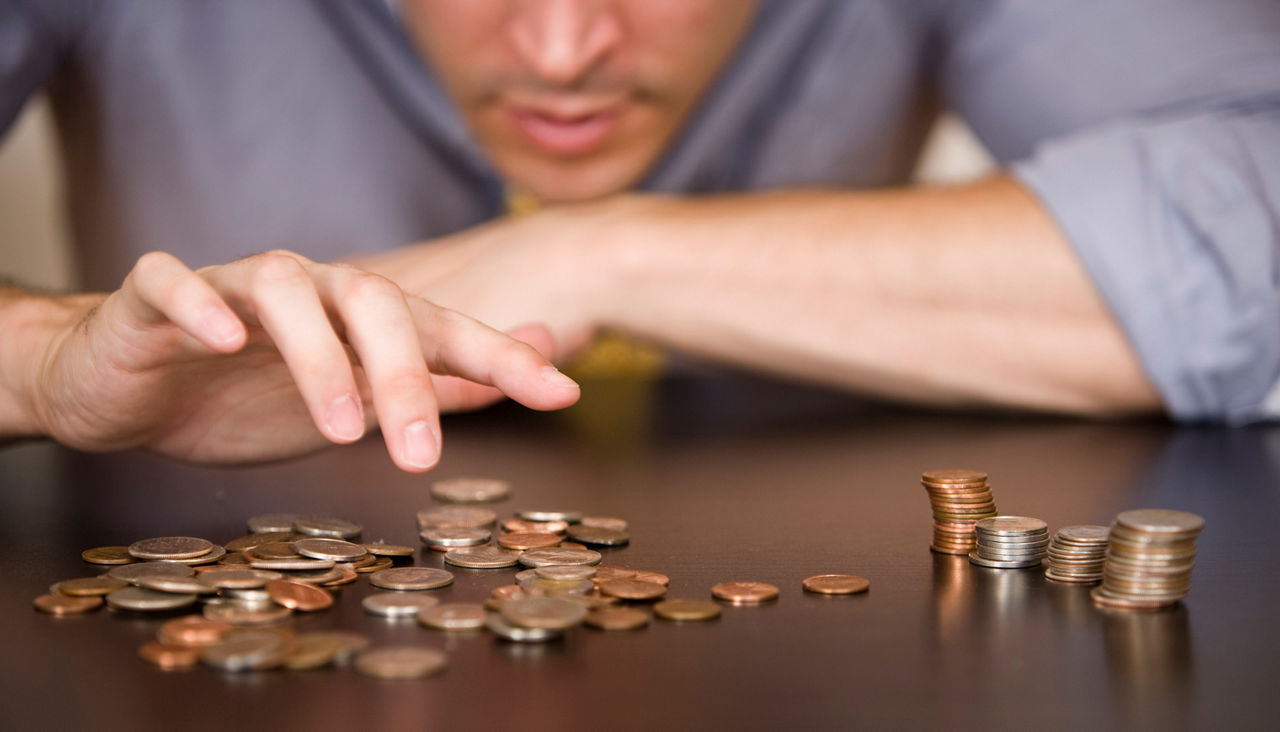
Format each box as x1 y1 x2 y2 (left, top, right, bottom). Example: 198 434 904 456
0 95 994 293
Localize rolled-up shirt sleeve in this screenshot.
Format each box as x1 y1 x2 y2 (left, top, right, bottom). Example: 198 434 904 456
942 0 1280 422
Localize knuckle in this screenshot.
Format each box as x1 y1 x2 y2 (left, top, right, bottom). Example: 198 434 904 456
248 252 308 289
342 272 402 306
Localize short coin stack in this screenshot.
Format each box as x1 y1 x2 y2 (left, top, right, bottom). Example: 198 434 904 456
922 469 999 555
968 516 1049 568
1043 525 1110 583
1091 509 1204 611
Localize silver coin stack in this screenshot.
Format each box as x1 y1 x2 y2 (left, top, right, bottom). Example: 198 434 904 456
1091 509 1204 612
968 516 1050 569
1043 525 1110 583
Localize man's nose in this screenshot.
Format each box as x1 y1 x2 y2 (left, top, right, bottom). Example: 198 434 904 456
509 0 622 87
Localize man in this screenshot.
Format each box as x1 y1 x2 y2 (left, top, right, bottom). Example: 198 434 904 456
1 0 1278 471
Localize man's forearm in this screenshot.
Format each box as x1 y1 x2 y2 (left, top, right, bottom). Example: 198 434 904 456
0 286 95 439
594 175 1161 415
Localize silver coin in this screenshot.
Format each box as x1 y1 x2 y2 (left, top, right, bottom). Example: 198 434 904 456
197 568 282 590
200 628 296 671
1055 525 1110 542
247 513 301 534
500 596 589 630
203 599 293 626
566 525 630 547
133 576 218 595
362 592 441 617
974 516 1049 537
517 509 583 523
485 612 564 642
354 646 448 679
419 527 491 548
291 515 363 539
249 557 336 571
534 565 597 581
416 506 497 530
518 547 602 568
968 551 1045 569
105 586 198 612
369 567 455 590
157 545 228 565
221 588 273 605
294 538 368 562
363 542 416 557
418 603 487 631
580 516 628 531
443 546 522 569
128 536 215 560
1114 509 1204 536
430 477 511 503
108 561 196 583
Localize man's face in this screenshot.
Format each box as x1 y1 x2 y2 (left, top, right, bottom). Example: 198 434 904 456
404 0 758 203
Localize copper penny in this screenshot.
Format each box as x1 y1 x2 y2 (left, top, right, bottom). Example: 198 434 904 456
497 532 562 550
802 574 871 595
631 570 670 586
591 566 638 583
654 599 722 622
502 519 568 535
265 579 333 611
224 532 298 553
322 565 360 587
33 593 102 616
491 585 524 601
53 577 128 597
921 469 988 485
711 581 780 605
138 641 201 670
356 557 395 574
158 616 232 647
599 579 667 601
80 546 137 565
584 606 650 631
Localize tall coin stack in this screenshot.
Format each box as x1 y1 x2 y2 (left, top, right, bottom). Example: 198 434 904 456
922 469 998 555
968 516 1050 568
1091 509 1204 611
1043 525 1110 583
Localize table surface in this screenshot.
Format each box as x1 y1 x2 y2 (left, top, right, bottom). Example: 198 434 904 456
1 374 1276 731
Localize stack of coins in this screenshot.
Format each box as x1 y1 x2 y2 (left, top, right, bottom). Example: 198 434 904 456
922 469 998 555
1043 525 1110 583
1091 509 1204 611
968 516 1049 568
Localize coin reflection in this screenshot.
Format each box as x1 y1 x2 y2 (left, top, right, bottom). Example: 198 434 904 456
1102 605 1192 727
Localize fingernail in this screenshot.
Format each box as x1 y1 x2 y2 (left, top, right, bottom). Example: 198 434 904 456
403 420 439 468
541 365 580 389
204 311 242 346
325 394 365 441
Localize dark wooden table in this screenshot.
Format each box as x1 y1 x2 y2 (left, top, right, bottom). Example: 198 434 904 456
1 374 1274 731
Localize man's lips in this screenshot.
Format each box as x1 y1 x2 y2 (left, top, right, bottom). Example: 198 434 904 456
507 106 622 156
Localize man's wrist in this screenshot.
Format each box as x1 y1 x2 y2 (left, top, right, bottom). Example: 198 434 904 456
0 290 97 439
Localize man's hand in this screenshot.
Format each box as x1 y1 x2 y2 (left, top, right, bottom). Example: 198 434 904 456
0 250 580 470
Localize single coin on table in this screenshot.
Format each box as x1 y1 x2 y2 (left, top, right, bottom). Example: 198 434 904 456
81 546 137 565
518 547 602 568
711 582 780 605
128 536 215 561
443 546 522 569
292 515 363 540
802 574 870 595
294 538 368 562
584 606 650 631
362 592 441 617
33 593 103 616
430 476 511 503
265 579 334 611
138 641 201 670
654 599 722 622
52 576 128 597
566 525 630 547
354 646 448 680
247 513 300 534
418 603 488 631
106 586 198 612
369 567 455 590
599 579 668 601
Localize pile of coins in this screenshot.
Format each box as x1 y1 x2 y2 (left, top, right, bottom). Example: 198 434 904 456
968 516 1050 568
922 469 999 555
1043 525 1110 584
1091 509 1204 612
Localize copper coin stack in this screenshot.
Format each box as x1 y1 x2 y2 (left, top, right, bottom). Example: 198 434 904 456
1091 509 1204 612
922 469 998 555
1043 525 1110 584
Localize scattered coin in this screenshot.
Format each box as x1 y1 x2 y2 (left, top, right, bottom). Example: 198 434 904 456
431 477 511 503
420 527 492 550
200 628 297 671
491 585 524 601
711 582 779 605
246 513 300 534
105 586 198 612
654 599 722 622
584 606 650 631
500 596 589 630
600 579 668 601
418 603 487 631
33 593 102 616
157 545 227 565
497 531 563 550
417 506 498 530
631 570 670 586
322 565 360 587
503 519 568 534
247 541 300 560
81 546 137 565
197 568 282 590
128 536 215 561
134 576 218 595
356 557 395 574
580 516 629 531
138 642 200 670
294 538 368 562
485 612 564 642
592 566 639 583
363 542 416 557
517 509 583 523
369 567 455 590
518 547 602 568
284 633 347 670
802 574 870 595
157 617 231 647
52 576 128 597
443 546 522 569
362 592 441 617
566 525 630 547
265 579 334 611
202 600 293 626
354 646 448 679
288 631 370 668
249 558 336 571
535 565 596 581
292 515 363 539
225 531 297 553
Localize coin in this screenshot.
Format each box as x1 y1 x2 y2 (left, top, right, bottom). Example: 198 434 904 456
354 646 447 679
519 577 595 597
105 586 198 612
246 513 300 534
418 603 487 631
631 570 669 586
288 631 370 668
323 565 360 587
584 606 650 631
134 576 218 595
363 542 416 557
362 592 441 617
654 599 722 622
499 596 589 630
369 567 455 590
566 525 630 547
580 516 629 531
128 537 215 561
156 545 227 565
974 516 1049 537
592 566 639 583
922 469 988 484
138 642 200 670
224 531 297 553
491 585 524 601
517 509 583 523
249 558 336 571
265 579 333 611
518 547 602 567
202 600 293 626
292 515 363 539
443 546 522 569
417 506 497 530
1114 509 1205 536
200 628 297 671
967 552 1044 569
294 538 367 562
802 574 870 595
81 546 137 565
52 576 128 597
280 565 346 585
197 568 282 590
535 565 596 581
497 532 563 550
33 593 102 616
485 612 564 642
157 617 232 647
357 557 395 573
420 526 492 550
247 541 300 560
430 477 511 503
711 582 779 605
600 579 667 601
502 519 568 534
